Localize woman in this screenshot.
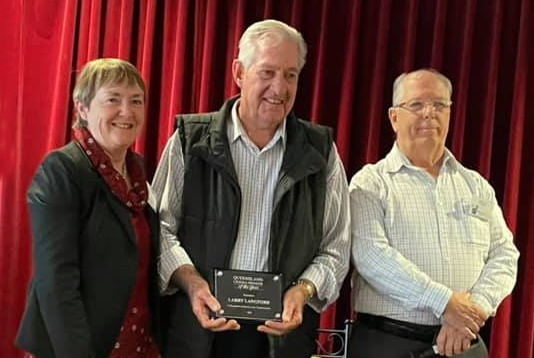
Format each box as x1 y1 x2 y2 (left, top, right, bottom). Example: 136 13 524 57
16 58 160 358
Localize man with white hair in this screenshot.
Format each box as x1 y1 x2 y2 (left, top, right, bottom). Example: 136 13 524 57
153 19 350 358
349 69 519 357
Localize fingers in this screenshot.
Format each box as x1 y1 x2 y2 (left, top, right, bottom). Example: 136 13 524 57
257 305 301 336
437 323 475 357
435 326 447 356
204 318 241 332
462 338 471 352
282 295 302 323
191 299 241 331
258 287 305 336
184 272 241 332
257 318 300 336
442 292 486 338
452 335 463 357
197 289 222 313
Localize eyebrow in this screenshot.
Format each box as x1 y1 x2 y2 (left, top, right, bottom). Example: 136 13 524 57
102 90 144 98
257 64 300 73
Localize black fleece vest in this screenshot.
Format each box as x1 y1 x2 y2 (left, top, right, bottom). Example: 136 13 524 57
177 97 332 289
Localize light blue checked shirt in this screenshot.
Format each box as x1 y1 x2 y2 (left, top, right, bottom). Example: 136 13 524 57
349 144 519 325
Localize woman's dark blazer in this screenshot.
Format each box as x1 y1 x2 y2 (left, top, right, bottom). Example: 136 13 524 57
15 141 160 358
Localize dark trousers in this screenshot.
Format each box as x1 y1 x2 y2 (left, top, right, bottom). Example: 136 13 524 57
213 323 269 358
213 307 320 358
161 290 319 358
349 320 430 358
349 318 489 358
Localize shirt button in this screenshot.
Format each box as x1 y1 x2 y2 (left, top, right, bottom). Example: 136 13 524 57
114 342 120 349
100 163 106 169
87 138 94 144
127 201 133 207
136 346 141 352
132 307 138 314
85 150 92 155
132 324 137 331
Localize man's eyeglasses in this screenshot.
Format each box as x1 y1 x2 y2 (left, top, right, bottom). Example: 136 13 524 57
394 99 452 113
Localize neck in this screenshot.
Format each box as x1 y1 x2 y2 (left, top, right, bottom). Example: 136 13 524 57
103 148 128 174
243 126 277 149
398 141 445 177
237 107 278 150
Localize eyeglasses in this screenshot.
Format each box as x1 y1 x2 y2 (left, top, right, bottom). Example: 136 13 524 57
394 99 452 113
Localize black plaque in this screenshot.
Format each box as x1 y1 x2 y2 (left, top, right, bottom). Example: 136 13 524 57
212 269 283 321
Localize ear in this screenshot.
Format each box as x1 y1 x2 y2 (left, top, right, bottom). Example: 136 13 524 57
74 100 90 120
388 107 399 133
232 60 244 88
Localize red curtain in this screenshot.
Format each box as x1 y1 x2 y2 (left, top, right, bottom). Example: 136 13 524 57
1 1 532 357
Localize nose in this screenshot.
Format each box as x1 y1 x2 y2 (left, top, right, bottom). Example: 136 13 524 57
119 100 134 116
270 73 288 95
421 103 437 118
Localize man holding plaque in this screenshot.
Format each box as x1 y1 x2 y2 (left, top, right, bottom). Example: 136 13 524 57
152 19 350 358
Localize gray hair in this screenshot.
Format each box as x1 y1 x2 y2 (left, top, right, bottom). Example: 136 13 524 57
237 19 307 70
392 68 452 105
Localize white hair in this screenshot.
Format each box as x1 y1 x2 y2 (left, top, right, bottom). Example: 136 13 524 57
392 69 453 105
237 19 307 70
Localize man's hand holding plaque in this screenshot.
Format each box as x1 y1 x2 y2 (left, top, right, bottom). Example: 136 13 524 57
258 278 316 336
172 265 240 332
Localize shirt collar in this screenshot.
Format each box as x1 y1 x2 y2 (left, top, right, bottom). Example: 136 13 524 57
384 142 459 173
228 99 286 148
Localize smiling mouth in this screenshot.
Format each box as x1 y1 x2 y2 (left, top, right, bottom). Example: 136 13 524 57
112 123 135 129
264 98 284 105
419 127 437 131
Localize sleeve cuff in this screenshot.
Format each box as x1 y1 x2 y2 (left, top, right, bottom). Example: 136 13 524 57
299 270 329 313
159 245 193 295
418 282 453 318
470 292 494 316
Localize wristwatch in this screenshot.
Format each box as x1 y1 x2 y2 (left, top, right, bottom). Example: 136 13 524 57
297 278 317 301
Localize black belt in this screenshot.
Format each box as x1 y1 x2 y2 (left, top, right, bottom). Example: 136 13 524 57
357 313 440 343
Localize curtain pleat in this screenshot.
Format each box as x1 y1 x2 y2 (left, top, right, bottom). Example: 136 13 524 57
132 0 158 162
1 1 532 357
309 0 330 125
450 0 476 160
429 0 446 68
492 0 531 356
335 0 361 166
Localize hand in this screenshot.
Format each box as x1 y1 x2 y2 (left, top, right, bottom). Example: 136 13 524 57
172 265 240 332
435 323 472 357
442 292 485 340
257 283 309 336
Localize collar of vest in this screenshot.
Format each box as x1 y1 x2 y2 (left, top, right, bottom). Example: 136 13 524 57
188 96 329 186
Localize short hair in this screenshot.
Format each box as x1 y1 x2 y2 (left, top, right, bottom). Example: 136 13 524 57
72 58 145 126
237 19 307 71
392 69 453 106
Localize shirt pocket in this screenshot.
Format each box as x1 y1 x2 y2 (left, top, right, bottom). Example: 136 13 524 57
465 215 490 249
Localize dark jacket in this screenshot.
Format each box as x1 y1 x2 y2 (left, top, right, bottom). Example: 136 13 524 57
16 141 160 358
163 97 332 358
